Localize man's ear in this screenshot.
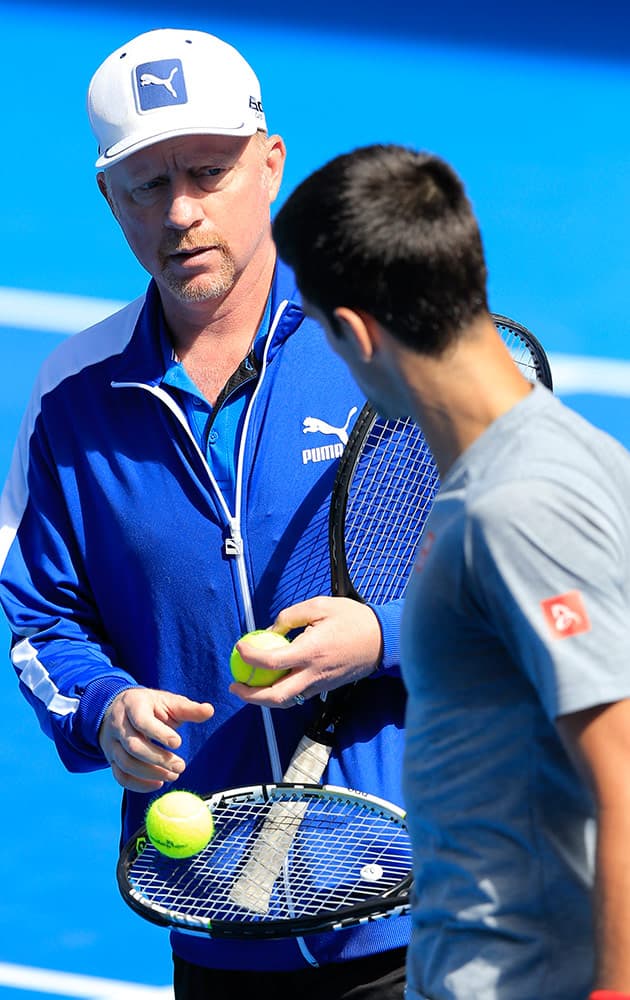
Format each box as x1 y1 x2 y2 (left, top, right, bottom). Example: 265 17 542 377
96 172 120 220
264 134 287 204
96 171 110 203
333 307 382 361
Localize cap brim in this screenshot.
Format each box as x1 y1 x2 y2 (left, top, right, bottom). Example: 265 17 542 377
95 121 259 169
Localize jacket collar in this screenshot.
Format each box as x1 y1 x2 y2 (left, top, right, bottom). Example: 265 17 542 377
111 260 305 386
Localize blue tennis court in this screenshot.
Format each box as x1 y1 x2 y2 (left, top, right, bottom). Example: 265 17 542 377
0 0 628 994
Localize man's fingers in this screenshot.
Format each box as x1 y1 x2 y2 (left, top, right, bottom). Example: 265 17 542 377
127 694 214 749
122 730 186 773
100 689 215 792
164 696 215 727
107 726 185 774
110 760 170 793
271 597 330 634
229 677 313 709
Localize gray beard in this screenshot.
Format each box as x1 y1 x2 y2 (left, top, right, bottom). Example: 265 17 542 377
159 242 236 303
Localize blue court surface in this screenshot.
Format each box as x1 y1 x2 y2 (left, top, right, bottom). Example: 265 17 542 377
0 0 629 994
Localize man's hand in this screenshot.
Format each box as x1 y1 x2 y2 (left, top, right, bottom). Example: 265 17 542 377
99 688 214 791
229 596 383 707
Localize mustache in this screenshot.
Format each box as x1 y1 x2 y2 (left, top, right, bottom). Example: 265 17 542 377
159 232 229 255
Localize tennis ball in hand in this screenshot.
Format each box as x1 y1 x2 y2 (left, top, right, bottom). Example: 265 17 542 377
145 790 214 859
230 629 291 686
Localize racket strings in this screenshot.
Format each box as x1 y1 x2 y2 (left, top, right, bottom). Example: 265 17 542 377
343 419 439 603
126 790 411 927
340 324 548 605
495 322 549 385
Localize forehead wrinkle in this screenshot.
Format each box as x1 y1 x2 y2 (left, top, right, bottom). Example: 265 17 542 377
115 134 252 182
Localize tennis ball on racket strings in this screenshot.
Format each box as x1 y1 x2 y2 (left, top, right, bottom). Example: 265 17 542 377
145 790 214 859
230 629 291 686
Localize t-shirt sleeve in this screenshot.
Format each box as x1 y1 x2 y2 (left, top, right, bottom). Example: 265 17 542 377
466 476 630 720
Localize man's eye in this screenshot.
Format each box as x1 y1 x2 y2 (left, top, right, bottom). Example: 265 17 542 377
137 179 163 192
200 167 223 177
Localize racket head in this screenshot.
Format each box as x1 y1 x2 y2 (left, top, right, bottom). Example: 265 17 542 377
329 409 438 602
117 783 412 939
492 312 553 390
329 313 552 602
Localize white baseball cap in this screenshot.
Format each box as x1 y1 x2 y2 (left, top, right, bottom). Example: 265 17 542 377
87 28 267 169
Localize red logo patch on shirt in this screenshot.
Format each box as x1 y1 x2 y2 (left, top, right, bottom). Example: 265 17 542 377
414 531 436 573
540 590 592 640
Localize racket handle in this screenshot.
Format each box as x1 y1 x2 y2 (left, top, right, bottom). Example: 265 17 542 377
228 737 332 913
282 735 332 783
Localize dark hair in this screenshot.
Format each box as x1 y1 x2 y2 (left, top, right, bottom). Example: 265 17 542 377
273 144 489 355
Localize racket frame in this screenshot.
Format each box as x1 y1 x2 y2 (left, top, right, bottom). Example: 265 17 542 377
492 312 553 389
117 782 412 940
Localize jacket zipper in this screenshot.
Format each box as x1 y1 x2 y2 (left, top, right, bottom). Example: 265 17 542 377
113 298 321 966
111 299 291 783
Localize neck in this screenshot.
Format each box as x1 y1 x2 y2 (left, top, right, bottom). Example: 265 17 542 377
158 245 276 406
403 316 534 477
160 244 276 356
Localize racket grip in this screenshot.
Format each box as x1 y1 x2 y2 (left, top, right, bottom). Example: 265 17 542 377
282 735 332 784
228 737 332 914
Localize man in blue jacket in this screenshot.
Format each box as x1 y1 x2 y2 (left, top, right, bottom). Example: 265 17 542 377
0 28 409 1000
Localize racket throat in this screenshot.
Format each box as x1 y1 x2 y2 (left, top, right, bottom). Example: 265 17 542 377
228 737 333 915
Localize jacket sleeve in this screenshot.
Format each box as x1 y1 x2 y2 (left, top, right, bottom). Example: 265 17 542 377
0 389 139 773
368 598 403 677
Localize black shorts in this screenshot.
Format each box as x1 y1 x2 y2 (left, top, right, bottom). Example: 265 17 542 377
173 947 407 1000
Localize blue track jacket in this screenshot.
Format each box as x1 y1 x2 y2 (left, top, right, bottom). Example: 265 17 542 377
0 263 409 970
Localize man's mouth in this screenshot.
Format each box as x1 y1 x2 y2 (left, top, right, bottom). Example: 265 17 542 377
170 245 214 258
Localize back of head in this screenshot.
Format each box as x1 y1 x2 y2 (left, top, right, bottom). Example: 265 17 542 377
273 144 488 355
87 28 266 169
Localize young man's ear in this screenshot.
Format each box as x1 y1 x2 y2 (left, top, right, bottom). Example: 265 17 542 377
333 307 382 362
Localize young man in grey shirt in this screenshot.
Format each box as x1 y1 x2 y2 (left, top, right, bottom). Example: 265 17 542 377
271 143 630 1000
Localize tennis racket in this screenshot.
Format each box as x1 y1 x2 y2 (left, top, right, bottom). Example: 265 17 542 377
117 783 412 939
227 312 552 913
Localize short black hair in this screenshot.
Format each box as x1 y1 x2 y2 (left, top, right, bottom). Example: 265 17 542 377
273 144 489 355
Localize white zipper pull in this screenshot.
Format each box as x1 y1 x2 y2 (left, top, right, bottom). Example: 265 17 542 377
224 521 243 557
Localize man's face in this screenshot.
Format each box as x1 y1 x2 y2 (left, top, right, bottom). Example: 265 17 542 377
98 132 285 308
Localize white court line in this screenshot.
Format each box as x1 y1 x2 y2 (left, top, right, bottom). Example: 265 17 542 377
1 286 630 398
0 962 173 998
0 286 127 336
547 353 630 397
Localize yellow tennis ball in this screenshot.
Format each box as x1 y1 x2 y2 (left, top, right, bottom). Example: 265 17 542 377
229 629 291 686
145 790 214 859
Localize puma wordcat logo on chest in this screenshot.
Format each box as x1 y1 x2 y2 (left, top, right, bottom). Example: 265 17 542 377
301 406 358 464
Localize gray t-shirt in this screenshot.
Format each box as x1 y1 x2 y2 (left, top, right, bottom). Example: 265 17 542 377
402 383 630 1000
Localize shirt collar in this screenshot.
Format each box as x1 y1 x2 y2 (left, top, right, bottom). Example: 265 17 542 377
157 286 274 378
